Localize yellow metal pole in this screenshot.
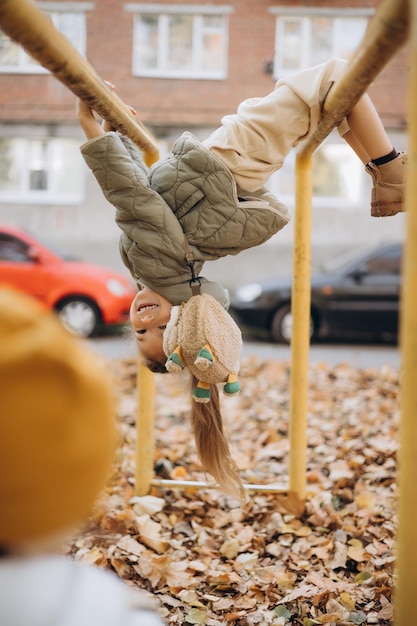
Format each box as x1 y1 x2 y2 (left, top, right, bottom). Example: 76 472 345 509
134 123 159 494
135 359 156 496
288 153 312 498
0 0 159 164
395 1 416 623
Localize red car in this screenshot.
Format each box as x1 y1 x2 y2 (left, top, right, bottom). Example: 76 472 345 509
0 224 137 337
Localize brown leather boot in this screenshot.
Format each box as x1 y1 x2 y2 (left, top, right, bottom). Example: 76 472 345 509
366 152 408 217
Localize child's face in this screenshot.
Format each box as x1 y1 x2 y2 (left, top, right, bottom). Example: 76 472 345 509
130 288 173 364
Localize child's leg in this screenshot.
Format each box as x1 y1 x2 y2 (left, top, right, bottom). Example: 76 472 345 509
342 93 407 217
344 94 392 163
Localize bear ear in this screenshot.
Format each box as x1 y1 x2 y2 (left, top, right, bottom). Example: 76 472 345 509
165 345 184 373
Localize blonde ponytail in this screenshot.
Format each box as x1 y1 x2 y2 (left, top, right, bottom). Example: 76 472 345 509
189 374 245 501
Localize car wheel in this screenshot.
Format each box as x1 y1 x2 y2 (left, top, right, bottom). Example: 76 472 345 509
271 304 316 344
56 297 101 338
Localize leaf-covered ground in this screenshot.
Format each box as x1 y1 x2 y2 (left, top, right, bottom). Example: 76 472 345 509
66 356 399 625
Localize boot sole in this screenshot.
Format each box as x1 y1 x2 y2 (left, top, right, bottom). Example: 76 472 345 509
371 202 404 217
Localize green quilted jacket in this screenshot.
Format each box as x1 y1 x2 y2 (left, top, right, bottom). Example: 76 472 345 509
81 131 290 307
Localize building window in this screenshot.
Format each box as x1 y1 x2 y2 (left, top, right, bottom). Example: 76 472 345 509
0 137 84 204
126 4 232 79
267 137 365 209
269 8 372 77
0 6 88 73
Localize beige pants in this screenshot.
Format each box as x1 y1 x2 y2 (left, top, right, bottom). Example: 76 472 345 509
203 58 349 193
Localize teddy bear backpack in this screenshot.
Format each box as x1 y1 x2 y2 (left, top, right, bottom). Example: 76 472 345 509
163 292 243 403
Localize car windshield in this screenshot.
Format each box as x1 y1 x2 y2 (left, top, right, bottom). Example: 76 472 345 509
321 245 379 273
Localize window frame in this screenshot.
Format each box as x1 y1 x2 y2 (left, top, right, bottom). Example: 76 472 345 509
0 2 92 74
126 3 232 80
269 7 374 78
0 134 85 205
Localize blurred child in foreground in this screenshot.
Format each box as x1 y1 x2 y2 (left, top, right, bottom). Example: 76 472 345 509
0 288 164 626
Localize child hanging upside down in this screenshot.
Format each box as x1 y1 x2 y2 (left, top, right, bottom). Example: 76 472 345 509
77 58 407 499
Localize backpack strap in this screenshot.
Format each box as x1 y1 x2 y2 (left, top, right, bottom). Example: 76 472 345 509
183 235 201 296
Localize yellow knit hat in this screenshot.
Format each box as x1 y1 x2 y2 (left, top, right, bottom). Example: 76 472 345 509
0 288 117 545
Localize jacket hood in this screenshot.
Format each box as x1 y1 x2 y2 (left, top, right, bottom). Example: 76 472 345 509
138 276 230 308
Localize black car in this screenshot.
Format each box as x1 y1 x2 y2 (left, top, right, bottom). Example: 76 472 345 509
229 242 402 344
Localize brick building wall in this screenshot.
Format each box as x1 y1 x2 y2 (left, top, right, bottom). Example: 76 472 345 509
0 0 409 130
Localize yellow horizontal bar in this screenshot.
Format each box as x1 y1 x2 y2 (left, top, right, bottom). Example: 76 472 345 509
151 479 288 493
